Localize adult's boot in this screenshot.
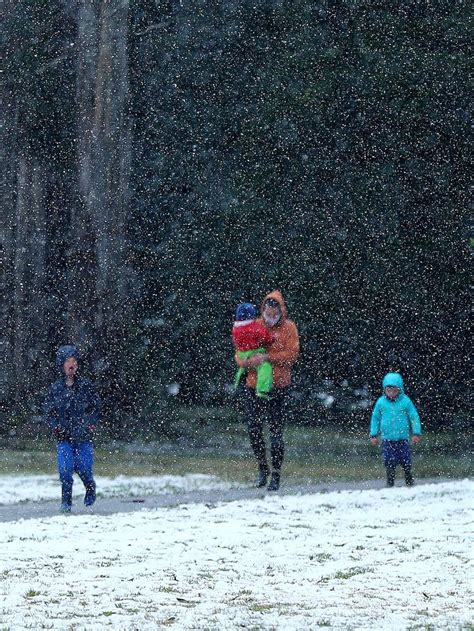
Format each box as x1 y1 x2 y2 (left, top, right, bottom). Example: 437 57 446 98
267 470 281 491
256 463 269 488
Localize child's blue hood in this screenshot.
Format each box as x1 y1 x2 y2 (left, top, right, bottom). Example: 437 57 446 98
382 372 404 393
56 345 81 372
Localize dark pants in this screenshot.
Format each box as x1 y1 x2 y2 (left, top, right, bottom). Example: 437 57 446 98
382 440 413 485
57 441 95 505
243 387 288 472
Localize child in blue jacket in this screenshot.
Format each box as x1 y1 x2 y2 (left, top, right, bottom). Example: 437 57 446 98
44 345 101 512
369 372 422 487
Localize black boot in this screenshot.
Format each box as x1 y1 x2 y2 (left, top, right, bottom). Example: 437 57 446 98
256 463 269 488
84 481 96 506
386 466 395 488
404 469 414 487
61 483 72 512
267 470 281 491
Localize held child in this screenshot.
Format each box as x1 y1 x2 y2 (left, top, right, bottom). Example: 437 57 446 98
369 372 422 487
232 302 274 399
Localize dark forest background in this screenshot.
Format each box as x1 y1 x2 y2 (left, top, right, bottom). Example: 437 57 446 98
2 0 471 438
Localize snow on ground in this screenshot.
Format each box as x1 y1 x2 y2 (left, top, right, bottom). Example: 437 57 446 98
0 480 472 630
0 474 234 505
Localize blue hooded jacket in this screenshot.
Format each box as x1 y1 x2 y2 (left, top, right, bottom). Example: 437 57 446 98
55 344 81 369
44 345 101 442
369 373 422 441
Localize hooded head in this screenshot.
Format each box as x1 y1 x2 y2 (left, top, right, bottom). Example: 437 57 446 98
382 372 404 396
56 345 81 373
235 303 257 322
261 290 287 327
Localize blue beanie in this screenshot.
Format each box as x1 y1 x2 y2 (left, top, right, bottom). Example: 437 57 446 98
56 345 81 371
235 303 257 321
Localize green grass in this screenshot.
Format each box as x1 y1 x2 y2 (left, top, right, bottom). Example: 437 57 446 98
0 422 471 482
332 567 371 580
247 603 276 613
310 553 334 563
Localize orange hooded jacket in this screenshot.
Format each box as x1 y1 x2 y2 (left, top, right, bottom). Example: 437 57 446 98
234 290 300 389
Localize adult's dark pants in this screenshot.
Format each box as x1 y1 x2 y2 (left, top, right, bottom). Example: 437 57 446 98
242 386 289 472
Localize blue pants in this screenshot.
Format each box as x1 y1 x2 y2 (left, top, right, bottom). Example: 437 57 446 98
382 440 412 469
57 441 95 505
382 440 414 485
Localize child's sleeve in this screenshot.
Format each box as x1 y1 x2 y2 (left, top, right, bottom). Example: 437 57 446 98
406 397 422 435
369 400 382 437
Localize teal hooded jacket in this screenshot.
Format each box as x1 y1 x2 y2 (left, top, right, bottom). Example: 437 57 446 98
369 373 422 441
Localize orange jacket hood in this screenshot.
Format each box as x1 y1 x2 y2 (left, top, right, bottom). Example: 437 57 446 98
261 290 287 321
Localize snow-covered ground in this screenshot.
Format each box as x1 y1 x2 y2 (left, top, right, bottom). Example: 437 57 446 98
0 473 234 505
0 479 472 630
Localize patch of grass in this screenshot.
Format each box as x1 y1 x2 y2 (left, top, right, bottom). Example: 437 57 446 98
408 621 437 630
364 525 384 529
229 589 252 600
0 448 55 475
247 602 276 613
445 551 468 562
333 567 371 580
0 425 470 482
310 553 334 563
24 589 40 598
159 586 178 593
96 559 117 568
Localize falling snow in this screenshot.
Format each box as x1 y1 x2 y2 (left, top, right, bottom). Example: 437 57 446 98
1 3 470 629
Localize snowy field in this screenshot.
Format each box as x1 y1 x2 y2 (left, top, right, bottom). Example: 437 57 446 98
0 473 234 505
0 479 472 630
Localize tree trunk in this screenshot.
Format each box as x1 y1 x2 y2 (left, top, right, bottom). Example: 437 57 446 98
73 0 131 383
10 156 48 414
0 84 18 425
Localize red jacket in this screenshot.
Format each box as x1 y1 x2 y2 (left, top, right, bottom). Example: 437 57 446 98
232 320 274 352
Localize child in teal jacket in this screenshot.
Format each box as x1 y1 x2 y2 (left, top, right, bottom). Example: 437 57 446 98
369 372 422 487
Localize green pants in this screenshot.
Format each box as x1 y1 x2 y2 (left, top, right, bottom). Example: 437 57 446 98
234 348 273 398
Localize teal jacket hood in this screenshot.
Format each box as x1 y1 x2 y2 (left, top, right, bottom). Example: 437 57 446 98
370 373 422 439
382 372 404 394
